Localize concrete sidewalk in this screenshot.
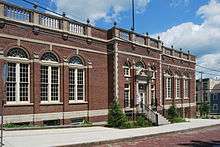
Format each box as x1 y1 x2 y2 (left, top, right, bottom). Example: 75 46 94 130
3 119 220 147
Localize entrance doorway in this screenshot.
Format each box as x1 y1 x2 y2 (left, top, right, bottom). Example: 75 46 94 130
137 83 147 111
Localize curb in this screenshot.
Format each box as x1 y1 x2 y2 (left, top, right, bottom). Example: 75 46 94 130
59 124 220 147
4 124 106 131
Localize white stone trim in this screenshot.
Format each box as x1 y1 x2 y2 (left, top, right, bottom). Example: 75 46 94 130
2 109 109 124
0 33 107 55
114 42 119 98
163 54 196 63
162 62 195 70
164 102 196 109
118 50 160 61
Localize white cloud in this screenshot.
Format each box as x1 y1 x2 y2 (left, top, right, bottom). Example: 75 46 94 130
155 0 220 78
157 0 220 53
51 0 150 24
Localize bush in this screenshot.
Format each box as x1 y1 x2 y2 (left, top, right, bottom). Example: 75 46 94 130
136 116 146 127
122 121 135 128
167 105 186 123
167 105 179 119
169 117 186 123
107 99 127 128
81 119 92 127
199 102 210 117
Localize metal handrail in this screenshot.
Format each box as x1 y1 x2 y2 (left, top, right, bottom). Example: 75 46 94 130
136 102 159 125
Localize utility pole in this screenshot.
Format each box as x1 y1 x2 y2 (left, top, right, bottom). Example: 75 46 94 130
200 71 204 103
131 0 135 31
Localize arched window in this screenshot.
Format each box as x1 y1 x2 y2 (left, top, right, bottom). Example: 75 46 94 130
41 52 58 62
69 56 84 65
68 56 85 102
135 61 145 69
7 48 28 59
6 48 29 103
40 52 60 103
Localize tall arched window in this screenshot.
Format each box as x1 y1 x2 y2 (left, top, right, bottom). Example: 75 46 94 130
69 56 85 102
40 52 60 103
6 48 30 103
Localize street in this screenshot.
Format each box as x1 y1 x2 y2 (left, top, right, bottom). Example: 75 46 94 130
98 125 220 147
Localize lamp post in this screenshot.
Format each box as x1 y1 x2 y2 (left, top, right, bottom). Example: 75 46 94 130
1 64 8 146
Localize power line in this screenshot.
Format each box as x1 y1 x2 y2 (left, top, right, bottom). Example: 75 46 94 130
196 71 220 77
196 64 220 73
21 0 84 24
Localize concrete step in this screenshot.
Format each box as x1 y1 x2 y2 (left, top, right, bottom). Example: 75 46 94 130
156 112 170 125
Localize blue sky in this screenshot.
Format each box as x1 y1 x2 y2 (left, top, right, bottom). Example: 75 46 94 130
6 0 220 78
7 0 208 34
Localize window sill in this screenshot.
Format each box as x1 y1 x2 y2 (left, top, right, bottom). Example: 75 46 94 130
165 98 172 100
175 98 182 100
5 103 34 106
184 97 189 100
124 107 133 111
40 102 63 105
124 75 131 78
69 101 88 105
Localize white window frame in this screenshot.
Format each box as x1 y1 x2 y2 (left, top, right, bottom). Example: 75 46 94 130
40 61 60 104
184 79 189 99
213 94 217 101
123 66 131 77
69 64 86 103
6 57 30 105
176 78 181 99
124 84 131 108
166 77 172 99
213 104 218 111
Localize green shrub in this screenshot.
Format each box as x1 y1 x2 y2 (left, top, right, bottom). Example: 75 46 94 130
199 102 210 117
4 123 34 128
167 105 179 119
107 99 127 128
122 121 135 128
170 117 186 123
136 115 146 127
81 119 92 127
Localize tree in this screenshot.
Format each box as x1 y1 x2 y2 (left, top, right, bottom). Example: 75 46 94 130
199 102 210 117
167 105 179 119
107 99 127 128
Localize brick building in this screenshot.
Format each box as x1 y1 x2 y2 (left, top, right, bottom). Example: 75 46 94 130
0 1 196 125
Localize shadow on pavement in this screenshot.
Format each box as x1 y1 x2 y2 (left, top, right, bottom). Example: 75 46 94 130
179 140 220 147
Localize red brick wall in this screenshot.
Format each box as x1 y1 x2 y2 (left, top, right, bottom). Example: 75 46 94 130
0 19 197 124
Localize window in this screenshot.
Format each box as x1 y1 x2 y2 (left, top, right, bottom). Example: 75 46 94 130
40 52 59 103
6 48 29 104
213 94 217 101
166 77 172 99
124 84 130 108
124 67 130 77
176 78 181 98
135 61 144 69
213 104 218 111
124 62 130 77
151 82 156 107
69 56 85 102
184 79 189 98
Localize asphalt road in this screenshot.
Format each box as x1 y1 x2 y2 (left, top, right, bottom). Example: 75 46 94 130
97 125 220 147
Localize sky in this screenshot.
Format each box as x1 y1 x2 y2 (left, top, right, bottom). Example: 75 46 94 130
6 0 220 79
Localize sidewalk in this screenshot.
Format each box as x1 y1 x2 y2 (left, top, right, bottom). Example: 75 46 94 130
4 119 220 147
